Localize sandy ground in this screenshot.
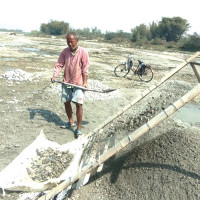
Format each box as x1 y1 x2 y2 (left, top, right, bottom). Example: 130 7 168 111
0 32 200 200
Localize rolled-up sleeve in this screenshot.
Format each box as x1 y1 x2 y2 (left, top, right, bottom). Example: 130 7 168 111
53 49 66 78
53 62 63 78
81 49 89 75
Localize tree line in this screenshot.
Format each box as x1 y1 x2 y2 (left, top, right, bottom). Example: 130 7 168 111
29 18 199 52
0 28 23 33
131 17 189 42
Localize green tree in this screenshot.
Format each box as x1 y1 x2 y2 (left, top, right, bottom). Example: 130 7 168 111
104 31 115 40
91 27 102 37
40 23 48 34
158 17 190 42
104 30 131 41
70 27 103 39
149 21 160 39
82 28 91 37
131 24 151 42
40 20 69 35
179 33 200 51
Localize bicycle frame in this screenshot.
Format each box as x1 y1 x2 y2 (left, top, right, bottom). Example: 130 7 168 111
126 57 145 75
126 54 133 71
114 55 154 82
131 66 139 75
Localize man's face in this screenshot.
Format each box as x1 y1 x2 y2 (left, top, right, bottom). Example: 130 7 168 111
67 35 78 51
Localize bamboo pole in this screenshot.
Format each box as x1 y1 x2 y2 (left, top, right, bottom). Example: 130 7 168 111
75 128 103 188
191 63 200 82
38 82 200 200
97 138 110 172
85 51 200 140
190 62 200 66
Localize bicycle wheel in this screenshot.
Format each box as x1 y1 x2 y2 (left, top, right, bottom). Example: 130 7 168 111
114 64 129 77
138 65 154 82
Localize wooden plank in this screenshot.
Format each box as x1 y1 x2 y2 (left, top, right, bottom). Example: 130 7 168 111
74 129 103 189
191 63 200 82
75 158 93 189
190 62 200 66
96 138 110 172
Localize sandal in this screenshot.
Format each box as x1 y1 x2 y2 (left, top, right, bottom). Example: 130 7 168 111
60 122 76 129
75 129 84 137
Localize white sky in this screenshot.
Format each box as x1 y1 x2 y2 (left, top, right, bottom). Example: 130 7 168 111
0 0 199 34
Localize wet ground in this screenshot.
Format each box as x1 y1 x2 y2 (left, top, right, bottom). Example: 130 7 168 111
174 103 200 124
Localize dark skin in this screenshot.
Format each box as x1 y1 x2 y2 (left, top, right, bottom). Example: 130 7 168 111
51 34 88 130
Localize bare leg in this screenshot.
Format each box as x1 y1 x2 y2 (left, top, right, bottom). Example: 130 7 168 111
64 101 74 124
76 103 83 130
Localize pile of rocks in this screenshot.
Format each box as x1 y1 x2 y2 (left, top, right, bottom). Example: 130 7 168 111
49 79 121 101
84 79 121 101
107 80 194 139
3 69 32 82
125 94 169 131
26 147 73 182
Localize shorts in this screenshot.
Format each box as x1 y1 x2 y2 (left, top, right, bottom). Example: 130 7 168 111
61 84 84 104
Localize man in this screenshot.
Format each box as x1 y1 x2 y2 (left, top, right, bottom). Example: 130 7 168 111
51 32 89 138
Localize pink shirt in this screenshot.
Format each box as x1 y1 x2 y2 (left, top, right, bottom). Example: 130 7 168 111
53 46 89 86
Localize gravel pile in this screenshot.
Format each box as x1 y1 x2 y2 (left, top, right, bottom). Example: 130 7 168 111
85 79 121 101
69 79 200 200
49 79 121 101
3 69 32 82
104 80 194 141
18 192 41 200
26 147 73 182
109 93 172 138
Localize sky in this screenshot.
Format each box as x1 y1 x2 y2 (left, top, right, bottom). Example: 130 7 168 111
0 0 199 34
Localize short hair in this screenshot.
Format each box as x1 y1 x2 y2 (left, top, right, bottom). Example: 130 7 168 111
66 32 78 40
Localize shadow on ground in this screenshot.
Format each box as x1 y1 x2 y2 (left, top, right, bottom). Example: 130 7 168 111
27 108 89 127
27 108 65 126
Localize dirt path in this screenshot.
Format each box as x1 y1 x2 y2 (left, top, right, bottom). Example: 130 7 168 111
0 32 199 200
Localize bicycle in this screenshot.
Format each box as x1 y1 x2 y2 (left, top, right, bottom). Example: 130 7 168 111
114 55 154 82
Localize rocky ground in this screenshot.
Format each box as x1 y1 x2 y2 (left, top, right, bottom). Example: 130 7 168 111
0 32 200 200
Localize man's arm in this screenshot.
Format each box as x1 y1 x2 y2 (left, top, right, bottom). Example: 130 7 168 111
82 74 88 88
81 48 89 87
51 63 63 83
51 49 66 83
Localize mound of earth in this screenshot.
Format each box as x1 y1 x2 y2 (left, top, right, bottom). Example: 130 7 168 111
70 122 200 200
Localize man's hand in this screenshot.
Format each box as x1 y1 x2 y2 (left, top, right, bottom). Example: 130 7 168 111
83 83 88 89
51 78 56 83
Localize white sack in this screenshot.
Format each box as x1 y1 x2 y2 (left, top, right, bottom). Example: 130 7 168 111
0 130 88 192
